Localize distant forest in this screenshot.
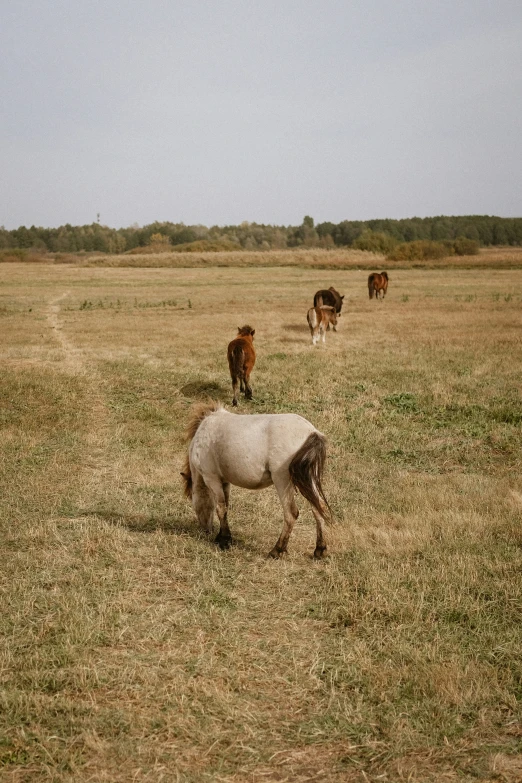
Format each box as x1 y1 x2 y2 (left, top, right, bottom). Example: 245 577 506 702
2 215 522 254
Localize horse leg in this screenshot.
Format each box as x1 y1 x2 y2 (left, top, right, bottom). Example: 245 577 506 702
231 374 239 407
206 478 232 549
193 472 216 534
321 324 326 343
244 368 253 400
268 474 299 558
311 504 328 559
239 376 245 394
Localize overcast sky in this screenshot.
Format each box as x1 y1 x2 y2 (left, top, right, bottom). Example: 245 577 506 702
1 0 521 229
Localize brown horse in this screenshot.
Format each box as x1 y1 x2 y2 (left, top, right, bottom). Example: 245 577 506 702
313 287 344 330
368 271 389 300
307 305 337 345
227 325 256 406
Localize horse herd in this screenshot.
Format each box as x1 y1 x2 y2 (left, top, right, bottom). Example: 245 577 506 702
181 272 389 559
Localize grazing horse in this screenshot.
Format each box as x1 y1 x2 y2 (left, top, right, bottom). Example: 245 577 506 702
181 401 332 558
307 305 338 345
227 325 255 407
368 271 389 300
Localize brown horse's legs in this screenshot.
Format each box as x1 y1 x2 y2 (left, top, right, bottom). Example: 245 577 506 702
244 372 253 400
311 505 328 559
207 479 232 549
269 477 299 558
231 376 239 406
239 377 245 393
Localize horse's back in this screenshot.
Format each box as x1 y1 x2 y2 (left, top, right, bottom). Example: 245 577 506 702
313 289 335 308
190 410 318 488
227 335 255 368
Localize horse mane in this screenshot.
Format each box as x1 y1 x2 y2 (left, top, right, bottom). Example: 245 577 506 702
185 400 223 443
237 325 255 337
181 400 223 499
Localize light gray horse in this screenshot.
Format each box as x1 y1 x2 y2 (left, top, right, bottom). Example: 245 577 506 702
181 401 332 558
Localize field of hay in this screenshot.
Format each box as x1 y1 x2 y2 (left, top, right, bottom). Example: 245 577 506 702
1 262 521 782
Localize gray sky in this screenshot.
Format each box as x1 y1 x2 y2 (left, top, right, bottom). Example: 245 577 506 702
1 0 521 229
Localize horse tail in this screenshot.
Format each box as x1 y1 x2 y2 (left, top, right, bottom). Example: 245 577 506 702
229 343 245 380
289 432 333 523
181 453 192 498
368 274 375 299
307 307 318 329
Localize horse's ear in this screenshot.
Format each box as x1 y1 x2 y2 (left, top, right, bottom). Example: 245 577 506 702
180 472 189 479
341 295 345 300
251 329 255 336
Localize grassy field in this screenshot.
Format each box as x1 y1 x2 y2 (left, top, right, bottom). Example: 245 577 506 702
1 262 521 782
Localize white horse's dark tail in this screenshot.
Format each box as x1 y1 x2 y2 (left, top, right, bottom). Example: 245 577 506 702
289 432 333 523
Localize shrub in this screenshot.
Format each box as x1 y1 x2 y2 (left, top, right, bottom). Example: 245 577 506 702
453 237 480 256
0 248 27 263
170 240 243 253
126 239 242 255
148 232 171 247
353 230 397 254
387 240 449 261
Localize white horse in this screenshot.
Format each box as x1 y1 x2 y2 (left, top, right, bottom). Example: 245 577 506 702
181 401 332 558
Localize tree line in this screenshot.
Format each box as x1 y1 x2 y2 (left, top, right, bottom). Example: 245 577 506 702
1 214 521 254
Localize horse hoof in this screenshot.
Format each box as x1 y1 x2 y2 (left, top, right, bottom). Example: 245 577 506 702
232 400 238 407
267 547 285 559
215 534 232 550
313 547 328 560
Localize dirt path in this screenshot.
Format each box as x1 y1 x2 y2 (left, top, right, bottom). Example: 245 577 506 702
47 291 87 373
47 292 115 504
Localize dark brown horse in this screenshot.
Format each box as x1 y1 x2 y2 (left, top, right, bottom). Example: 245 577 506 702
313 287 344 331
368 272 389 300
313 286 345 314
227 325 256 406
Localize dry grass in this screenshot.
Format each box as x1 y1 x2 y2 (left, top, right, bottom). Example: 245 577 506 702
1 263 521 782
5 245 522 270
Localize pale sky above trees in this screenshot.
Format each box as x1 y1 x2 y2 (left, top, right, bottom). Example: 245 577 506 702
1 0 521 229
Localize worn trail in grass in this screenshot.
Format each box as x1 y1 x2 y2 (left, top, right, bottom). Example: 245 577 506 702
0 264 521 782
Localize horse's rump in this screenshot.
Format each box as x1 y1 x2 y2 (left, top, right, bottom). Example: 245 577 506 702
228 341 245 379
307 307 319 329
368 272 388 299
